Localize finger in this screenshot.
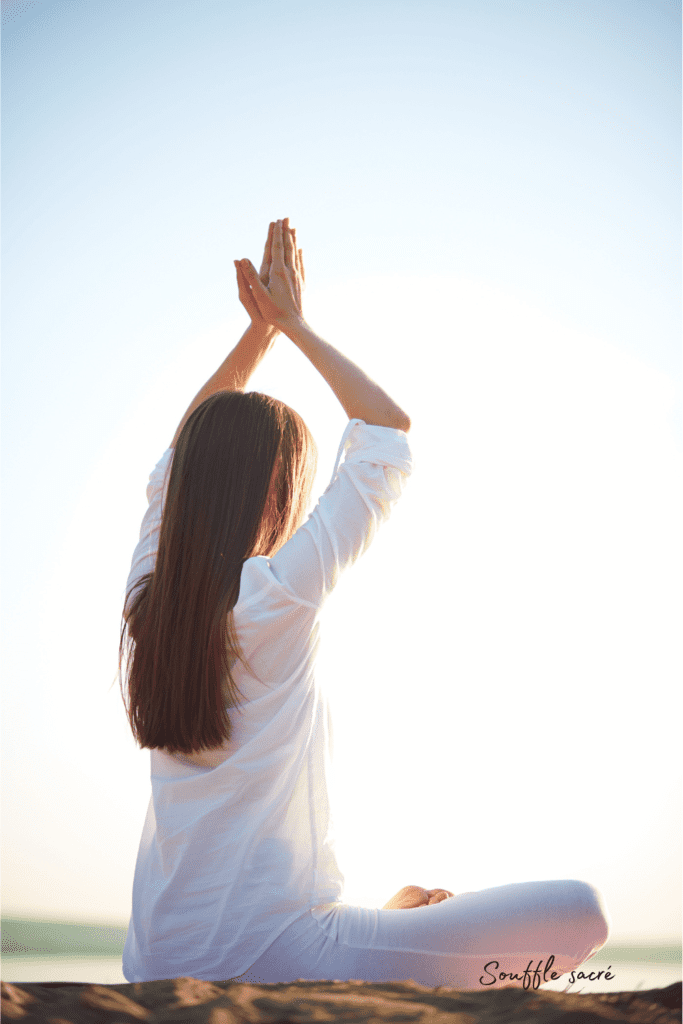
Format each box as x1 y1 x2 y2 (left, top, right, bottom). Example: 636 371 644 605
282 217 295 255
236 260 259 304
271 219 285 269
298 247 305 284
235 258 247 292
241 258 283 322
239 260 266 304
259 222 275 281
286 229 296 274
234 261 258 315
283 220 296 274
241 258 265 288
237 259 254 283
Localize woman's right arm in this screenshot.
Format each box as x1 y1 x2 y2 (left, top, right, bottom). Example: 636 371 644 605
237 219 410 433
268 419 412 608
284 319 410 433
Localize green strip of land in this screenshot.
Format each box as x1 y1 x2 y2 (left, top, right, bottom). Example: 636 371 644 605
2 918 129 958
2 917 681 964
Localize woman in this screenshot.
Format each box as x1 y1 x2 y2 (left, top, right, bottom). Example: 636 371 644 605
120 219 610 987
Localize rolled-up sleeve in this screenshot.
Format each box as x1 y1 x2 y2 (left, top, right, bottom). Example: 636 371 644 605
124 448 174 616
268 420 412 609
123 421 412 619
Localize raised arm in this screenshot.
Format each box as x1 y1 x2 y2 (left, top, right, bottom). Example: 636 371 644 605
171 223 288 448
170 324 276 448
237 219 411 433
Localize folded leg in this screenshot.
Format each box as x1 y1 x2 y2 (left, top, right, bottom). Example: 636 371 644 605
238 879 610 989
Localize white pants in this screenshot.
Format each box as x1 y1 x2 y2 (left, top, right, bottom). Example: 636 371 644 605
237 880 610 990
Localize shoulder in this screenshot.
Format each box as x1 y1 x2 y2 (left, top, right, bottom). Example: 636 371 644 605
145 447 175 501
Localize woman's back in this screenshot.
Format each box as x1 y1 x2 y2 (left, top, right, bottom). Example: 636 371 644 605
122 419 413 983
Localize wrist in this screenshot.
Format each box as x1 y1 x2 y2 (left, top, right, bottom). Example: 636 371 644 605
249 321 279 341
280 315 311 343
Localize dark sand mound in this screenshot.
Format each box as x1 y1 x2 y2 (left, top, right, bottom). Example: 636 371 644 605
2 977 681 1023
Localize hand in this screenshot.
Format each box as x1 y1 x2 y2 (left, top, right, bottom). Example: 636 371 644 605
382 885 454 910
234 218 305 333
235 221 277 332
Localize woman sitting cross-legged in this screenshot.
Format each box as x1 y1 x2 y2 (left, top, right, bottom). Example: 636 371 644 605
119 218 610 987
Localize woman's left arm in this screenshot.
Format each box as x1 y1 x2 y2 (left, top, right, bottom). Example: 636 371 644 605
170 322 277 447
170 220 294 447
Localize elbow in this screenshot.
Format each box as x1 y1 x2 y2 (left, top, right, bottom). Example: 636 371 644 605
366 408 411 433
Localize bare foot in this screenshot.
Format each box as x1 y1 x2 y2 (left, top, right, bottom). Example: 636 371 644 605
382 885 454 910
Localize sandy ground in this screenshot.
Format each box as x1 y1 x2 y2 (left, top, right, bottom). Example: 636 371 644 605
2 977 681 1023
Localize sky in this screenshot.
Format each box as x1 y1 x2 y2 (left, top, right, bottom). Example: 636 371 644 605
1 0 681 946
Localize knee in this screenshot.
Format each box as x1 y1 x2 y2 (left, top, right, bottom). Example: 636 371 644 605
562 880 610 958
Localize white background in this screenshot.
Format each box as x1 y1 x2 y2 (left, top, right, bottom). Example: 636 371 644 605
2 0 681 943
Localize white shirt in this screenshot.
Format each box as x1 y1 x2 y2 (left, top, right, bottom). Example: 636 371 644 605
122 418 413 983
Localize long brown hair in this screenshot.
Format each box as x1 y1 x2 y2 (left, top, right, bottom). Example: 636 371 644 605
119 390 317 755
